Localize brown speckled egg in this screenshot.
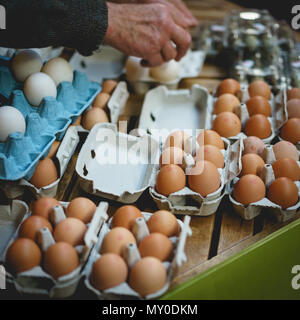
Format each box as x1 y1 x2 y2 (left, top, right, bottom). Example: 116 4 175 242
197 130 224 149
216 78 240 97
18 216 53 242
245 96 271 117
233 174 266 205
272 158 300 181
287 88 300 101
242 136 265 157
159 147 185 168
101 80 118 94
155 164 186 196
240 153 265 176
111 205 143 230
213 93 240 114
31 197 62 220
286 99 300 119
248 80 271 100
273 141 299 161
280 118 300 144
212 112 241 138
147 210 179 237
82 108 109 130
164 130 190 150
6 238 42 274
30 159 58 189
268 177 298 209
66 197 96 224
244 114 271 139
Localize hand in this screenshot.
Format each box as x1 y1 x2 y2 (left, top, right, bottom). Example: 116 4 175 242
104 2 192 67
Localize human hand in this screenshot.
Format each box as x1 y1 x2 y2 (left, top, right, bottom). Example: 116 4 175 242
104 2 192 67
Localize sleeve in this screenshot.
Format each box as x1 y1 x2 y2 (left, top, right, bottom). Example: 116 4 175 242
0 0 108 56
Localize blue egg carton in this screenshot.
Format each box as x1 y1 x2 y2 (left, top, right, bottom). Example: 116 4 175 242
0 56 101 181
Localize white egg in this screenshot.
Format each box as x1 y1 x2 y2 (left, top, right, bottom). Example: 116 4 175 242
24 72 57 107
149 60 180 83
0 106 26 142
11 50 43 82
41 57 74 86
125 57 149 82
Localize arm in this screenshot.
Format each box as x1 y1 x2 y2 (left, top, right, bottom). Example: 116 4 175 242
0 0 108 56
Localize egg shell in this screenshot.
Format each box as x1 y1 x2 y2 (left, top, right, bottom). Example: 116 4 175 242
155 164 186 196
147 210 179 237
72 115 82 127
212 112 241 138
82 108 109 130
0 106 26 142
46 141 60 159
286 99 300 119
242 136 265 157
92 92 110 109
43 242 79 279
53 217 87 247
90 253 128 292
244 114 272 139
272 158 300 181
213 93 240 114
129 257 167 297
29 158 58 189
248 80 271 100
280 118 300 144
18 216 53 242
164 130 190 150
149 60 180 83
197 130 224 149
66 197 97 224
31 197 62 220
125 57 149 82
287 88 300 101
100 227 136 256
101 80 118 94
272 141 299 161
6 238 42 274
268 177 298 209
111 205 143 230
188 160 221 197
216 78 241 97
245 96 271 117
240 153 265 176
196 144 224 168
233 174 266 205
159 147 185 168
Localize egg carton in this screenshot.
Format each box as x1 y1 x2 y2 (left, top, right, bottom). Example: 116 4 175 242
127 50 206 95
83 212 192 300
0 125 80 199
227 139 300 222
0 56 101 181
0 201 109 298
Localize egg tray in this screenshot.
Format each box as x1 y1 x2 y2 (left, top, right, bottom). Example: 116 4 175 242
226 139 300 222
0 55 101 181
83 212 192 300
0 201 109 298
127 50 206 95
0 125 80 200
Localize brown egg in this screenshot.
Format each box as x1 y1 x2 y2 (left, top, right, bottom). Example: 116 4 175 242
233 174 266 205
212 112 241 138
197 130 224 149
159 147 185 168
273 141 299 161
268 177 298 209
198 144 224 168
280 118 300 144
188 160 221 197
92 92 110 109
100 227 136 256
245 96 271 117
138 233 173 261
43 242 79 279
31 197 62 220
18 216 53 242
129 257 167 297
6 238 42 274
147 210 179 237
272 158 300 181
30 158 58 188
101 80 118 94
240 153 265 176
111 205 143 230
213 93 240 114
90 253 128 292
82 108 109 130
46 141 60 159
72 115 82 126
242 136 265 157
155 164 186 196
53 218 87 246
244 114 271 139
287 99 300 119
248 80 271 100
66 197 96 224
216 78 241 97
164 130 190 150
287 88 300 101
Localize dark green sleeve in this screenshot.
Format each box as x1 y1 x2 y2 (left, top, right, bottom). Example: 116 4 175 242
0 0 108 56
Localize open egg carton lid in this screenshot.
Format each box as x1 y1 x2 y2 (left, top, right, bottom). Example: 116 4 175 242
0 56 101 181
0 125 80 199
0 201 109 298
82 211 192 300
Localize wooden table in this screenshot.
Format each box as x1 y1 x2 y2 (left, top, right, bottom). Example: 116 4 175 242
1 0 300 299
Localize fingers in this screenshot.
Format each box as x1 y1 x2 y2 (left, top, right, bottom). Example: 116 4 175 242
171 24 192 61
141 53 165 67
161 41 177 62
169 0 198 26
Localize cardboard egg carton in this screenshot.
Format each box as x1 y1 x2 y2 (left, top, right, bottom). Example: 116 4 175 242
0 126 80 199
0 56 101 181
127 50 206 95
0 201 109 298
227 139 300 222
83 212 192 300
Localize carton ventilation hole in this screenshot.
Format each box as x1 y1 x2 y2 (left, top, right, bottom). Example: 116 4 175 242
80 60 87 69
91 150 96 159
147 129 151 135
150 113 156 122
83 164 88 176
